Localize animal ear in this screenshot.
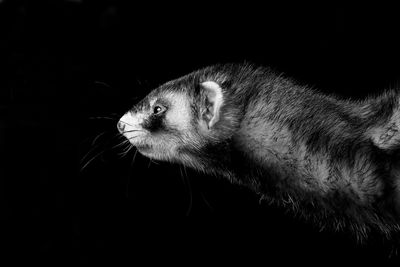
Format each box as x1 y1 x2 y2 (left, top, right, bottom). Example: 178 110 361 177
200 81 224 129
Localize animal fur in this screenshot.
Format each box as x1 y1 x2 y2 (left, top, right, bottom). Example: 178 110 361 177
118 63 400 240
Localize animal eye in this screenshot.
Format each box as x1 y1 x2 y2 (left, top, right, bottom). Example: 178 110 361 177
153 105 165 115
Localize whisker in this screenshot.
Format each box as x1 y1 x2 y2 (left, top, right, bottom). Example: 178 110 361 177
200 192 214 212
118 144 134 157
121 129 145 134
149 159 159 165
131 149 139 166
91 131 107 146
111 139 130 150
81 131 114 163
80 149 106 172
123 143 133 153
117 146 130 156
81 141 104 164
125 147 134 157
178 165 193 216
88 116 117 120
182 165 193 216
118 150 131 158
81 130 129 171
81 132 124 164
125 149 140 199
119 120 136 127
112 133 127 140
179 165 184 181
80 130 108 146
94 80 113 88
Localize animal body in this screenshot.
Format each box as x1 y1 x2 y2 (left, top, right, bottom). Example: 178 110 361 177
118 63 400 239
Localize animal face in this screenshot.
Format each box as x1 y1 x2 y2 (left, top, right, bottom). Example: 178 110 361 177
118 90 195 162
118 80 228 167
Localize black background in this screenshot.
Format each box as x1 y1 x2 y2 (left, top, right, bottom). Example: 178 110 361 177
1 0 400 264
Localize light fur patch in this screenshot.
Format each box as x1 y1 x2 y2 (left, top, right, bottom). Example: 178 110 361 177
149 98 157 107
163 92 191 131
369 108 400 150
253 121 292 155
120 111 146 127
236 120 294 178
118 111 148 142
201 81 224 127
339 151 383 203
295 143 330 192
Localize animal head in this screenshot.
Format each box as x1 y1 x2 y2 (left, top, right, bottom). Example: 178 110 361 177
117 65 246 174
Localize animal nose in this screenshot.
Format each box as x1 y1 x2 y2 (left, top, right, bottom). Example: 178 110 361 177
117 121 126 133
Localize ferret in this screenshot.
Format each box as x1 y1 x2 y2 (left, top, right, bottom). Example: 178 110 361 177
117 63 400 240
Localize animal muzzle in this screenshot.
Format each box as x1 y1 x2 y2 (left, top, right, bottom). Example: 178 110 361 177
117 121 126 133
